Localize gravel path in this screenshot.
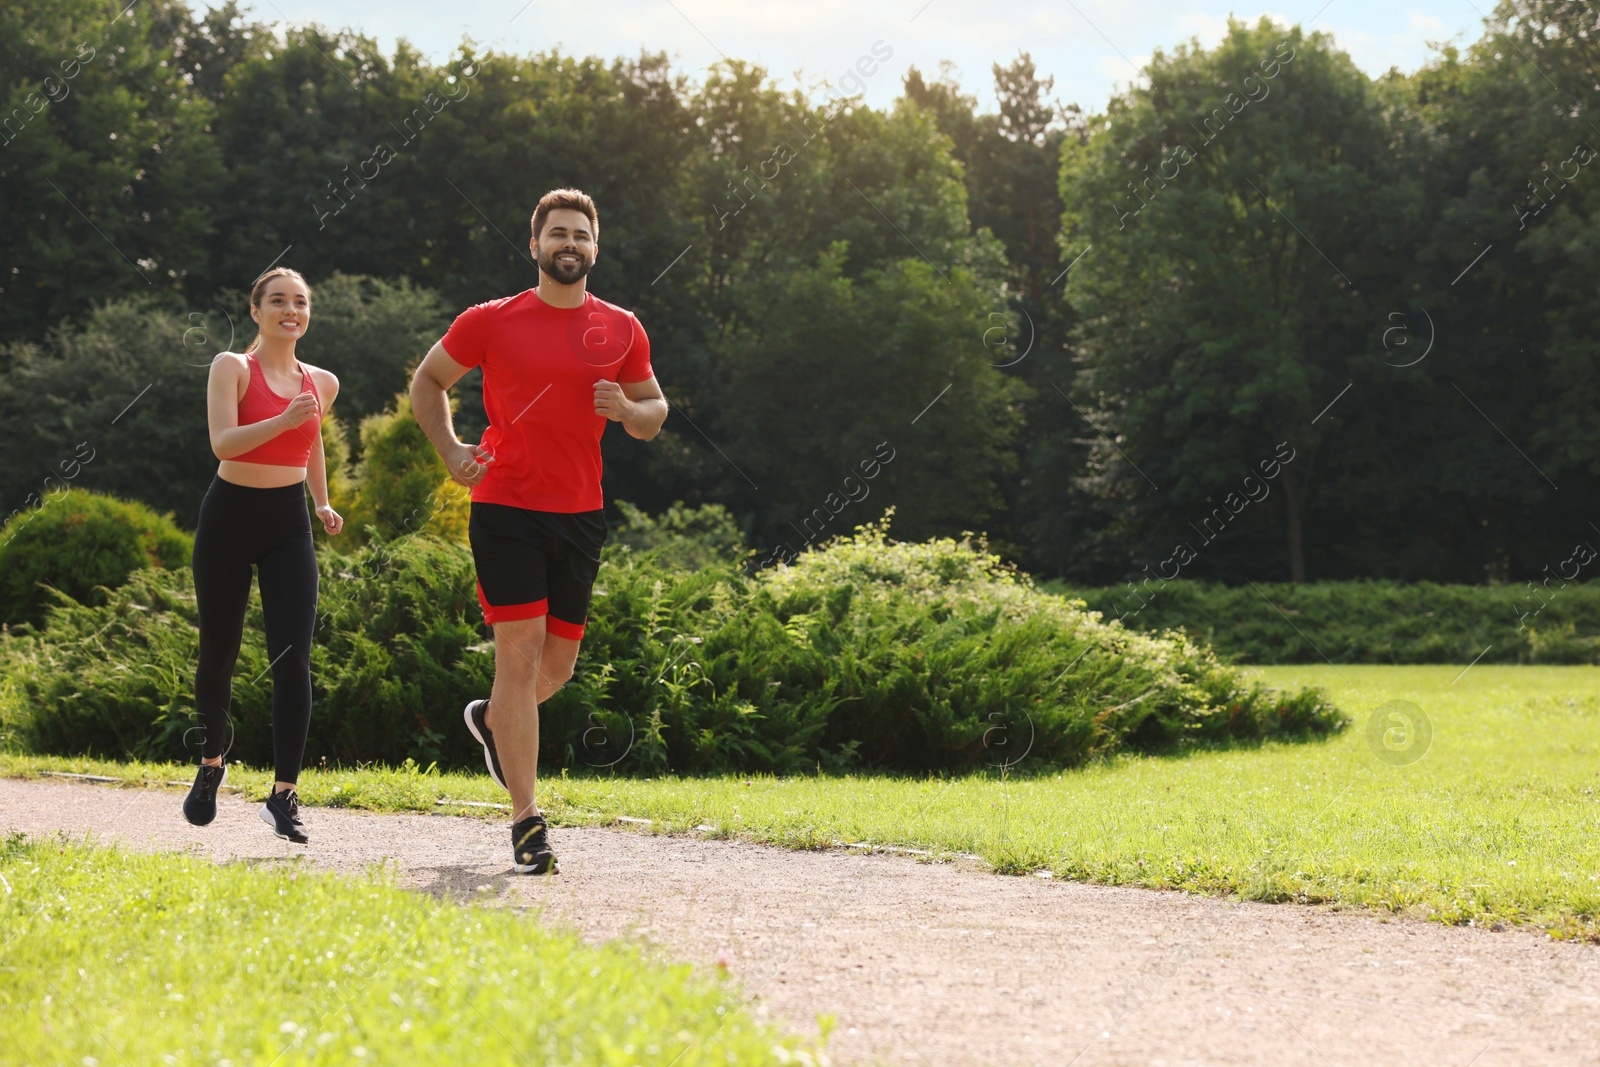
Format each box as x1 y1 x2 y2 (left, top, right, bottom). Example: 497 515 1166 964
3 777 1598 1066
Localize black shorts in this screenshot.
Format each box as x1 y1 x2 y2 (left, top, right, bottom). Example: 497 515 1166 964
468 502 607 638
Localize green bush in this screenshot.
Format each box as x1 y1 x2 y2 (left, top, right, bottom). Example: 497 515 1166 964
6 519 1342 774
727 521 1342 770
1055 579 1600 664
9 536 491 769
340 392 470 546
610 499 744 570
0 490 191 628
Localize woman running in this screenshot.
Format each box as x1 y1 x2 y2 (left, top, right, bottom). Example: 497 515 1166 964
182 267 342 842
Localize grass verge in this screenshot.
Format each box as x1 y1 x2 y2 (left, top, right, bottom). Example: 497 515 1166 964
0 836 826 1066
5 666 1598 939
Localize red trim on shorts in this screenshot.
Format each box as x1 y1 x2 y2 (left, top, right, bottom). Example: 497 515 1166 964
545 615 586 641
476 581 547 626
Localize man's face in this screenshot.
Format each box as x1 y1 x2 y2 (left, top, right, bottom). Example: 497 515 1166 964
534 208 597 285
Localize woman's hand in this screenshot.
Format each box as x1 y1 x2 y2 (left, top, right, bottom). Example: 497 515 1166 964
281 391 320 425
315 504 343 536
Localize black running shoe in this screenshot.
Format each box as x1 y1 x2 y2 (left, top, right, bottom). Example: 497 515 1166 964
182 762 227 826
463 698 506 790
511 815 556 875
261 788 309 843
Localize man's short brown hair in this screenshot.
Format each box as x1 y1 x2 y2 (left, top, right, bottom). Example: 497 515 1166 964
531 188 599 241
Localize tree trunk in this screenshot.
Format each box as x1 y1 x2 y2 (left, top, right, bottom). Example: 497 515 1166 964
1281 467 1307 583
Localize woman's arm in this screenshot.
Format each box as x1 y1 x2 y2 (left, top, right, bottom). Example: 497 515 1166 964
306 369 343 535
207 353 317 459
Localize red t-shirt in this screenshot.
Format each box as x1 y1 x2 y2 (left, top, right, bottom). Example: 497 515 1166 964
441 289 652 513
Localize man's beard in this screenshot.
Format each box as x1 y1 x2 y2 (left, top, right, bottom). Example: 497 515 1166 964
539 247 592 285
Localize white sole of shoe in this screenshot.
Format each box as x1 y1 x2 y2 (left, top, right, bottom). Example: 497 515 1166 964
463 699 506 790
260 801 307 843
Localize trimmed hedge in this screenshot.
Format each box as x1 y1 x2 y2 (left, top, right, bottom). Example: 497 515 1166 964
0 490 191 628
5 524 1342 773
1055 579 1600 664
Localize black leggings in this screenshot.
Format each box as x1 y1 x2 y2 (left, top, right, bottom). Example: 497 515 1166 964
192 476 318 784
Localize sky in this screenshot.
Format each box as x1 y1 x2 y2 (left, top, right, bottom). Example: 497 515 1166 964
208 0 1492 114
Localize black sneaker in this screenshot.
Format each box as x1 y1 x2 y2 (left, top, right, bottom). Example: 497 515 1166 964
512 815 556 875
464 698 506 790
182 762 227 826
261 788 309 843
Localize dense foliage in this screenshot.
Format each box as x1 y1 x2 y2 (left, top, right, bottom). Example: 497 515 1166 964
1060 579 1600 664
1054 7 1600 584
0 490 190 627
610 499 744 572
335 391 471 546
10 536 483 768
4 522 1341 773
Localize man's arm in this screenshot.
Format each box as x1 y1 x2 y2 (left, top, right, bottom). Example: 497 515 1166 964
411 341 495 487
594 375 668 440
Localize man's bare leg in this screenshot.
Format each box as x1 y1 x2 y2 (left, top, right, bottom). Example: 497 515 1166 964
486 617 545 822
478 624 582 837
535 633 581 703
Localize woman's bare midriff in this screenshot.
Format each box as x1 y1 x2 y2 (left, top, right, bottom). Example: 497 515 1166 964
217 459 308 489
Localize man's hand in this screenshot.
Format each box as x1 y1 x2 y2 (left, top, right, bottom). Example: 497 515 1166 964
594 379 633 422
445 441 495 487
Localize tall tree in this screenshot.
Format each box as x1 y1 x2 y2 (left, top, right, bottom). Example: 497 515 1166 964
0 0 223 342
1398 0 1600 581
902 56 1080 567
1058 19 1424 582
683 75 1007 528
716 247 1025 553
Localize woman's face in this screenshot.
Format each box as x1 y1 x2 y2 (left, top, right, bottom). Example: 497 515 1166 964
251 276 311 343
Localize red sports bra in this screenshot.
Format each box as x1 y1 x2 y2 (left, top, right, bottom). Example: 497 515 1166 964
233 353 320 467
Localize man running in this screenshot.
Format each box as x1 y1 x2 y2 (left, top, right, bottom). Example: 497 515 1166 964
410 188 667 874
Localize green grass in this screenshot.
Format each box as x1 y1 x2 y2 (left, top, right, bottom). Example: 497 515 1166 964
6 666 1599 939
0 836 826 1066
